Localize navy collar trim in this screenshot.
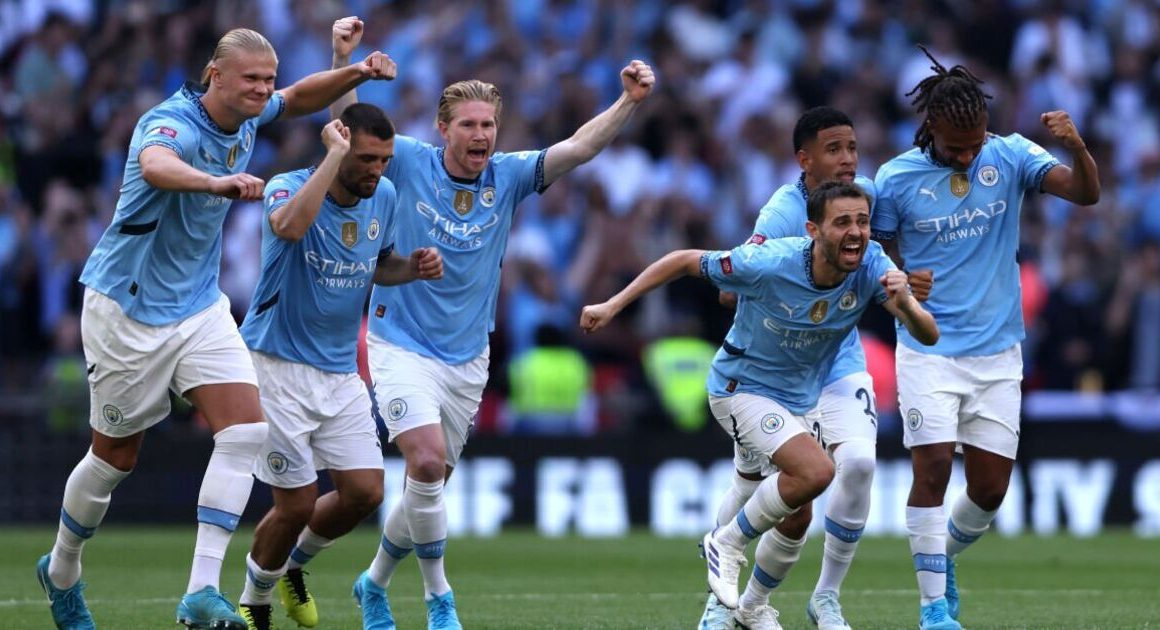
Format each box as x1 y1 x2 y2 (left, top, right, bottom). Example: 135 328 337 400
180 81 233 135
795 172 809 202
803 240 818 289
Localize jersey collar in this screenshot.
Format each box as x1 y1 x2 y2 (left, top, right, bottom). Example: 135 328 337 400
181 81 231 136
803 239 818 289
795 172 809 202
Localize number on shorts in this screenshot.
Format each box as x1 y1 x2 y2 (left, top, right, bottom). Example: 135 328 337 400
856 387 877 427
812 420 826 450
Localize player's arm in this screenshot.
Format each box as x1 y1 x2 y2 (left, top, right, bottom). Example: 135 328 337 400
542 60 655 187
139 145 264 199
373 247 443 286
278 20 394 120
879 269 939 345
1038 110 1100 205
328 16 368 121
580 249 702 333
269 120 349 241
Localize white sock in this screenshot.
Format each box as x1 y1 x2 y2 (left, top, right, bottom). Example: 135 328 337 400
288 526 335 570
49 448 130 588
369 500 413 587
240 553 286 606
716 473 762 527
403 477 450 598
718 473 794 549
907 505 947 605
946 494 997 558
739 528 805 610
816 439 875 596
187 422 267 594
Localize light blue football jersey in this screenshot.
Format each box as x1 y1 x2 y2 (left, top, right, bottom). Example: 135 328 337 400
702 237 895 414
240 168 397 373
751 174 877 385
366 135 545 364
80 82 284 325
872 133 1059 356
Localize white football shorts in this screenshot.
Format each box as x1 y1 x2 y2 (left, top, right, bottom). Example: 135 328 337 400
710 392 814 478
809 371 879 451
897 342 1022 460
251 351 383 489
366 332 489 468
82 288 257 438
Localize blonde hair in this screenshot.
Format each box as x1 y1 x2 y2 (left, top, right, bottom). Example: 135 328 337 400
435 80 503 127
200 28 277 87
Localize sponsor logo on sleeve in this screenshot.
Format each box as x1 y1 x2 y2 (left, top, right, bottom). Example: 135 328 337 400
150 126 178 138
719 253 733 275
747 234 766 245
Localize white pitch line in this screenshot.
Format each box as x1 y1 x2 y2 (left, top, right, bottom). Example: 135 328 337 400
0 589 1111 608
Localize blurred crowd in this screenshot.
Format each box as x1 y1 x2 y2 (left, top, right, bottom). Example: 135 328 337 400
3 0 1160 435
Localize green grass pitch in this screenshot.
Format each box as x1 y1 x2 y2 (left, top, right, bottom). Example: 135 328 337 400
2 527 1157 628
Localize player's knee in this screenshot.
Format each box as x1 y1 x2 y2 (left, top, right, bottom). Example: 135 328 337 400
343 482 385 518
407 453 446 482
838 454 876 489
801 457 835 497
968 485 1008 512
214 421 269 454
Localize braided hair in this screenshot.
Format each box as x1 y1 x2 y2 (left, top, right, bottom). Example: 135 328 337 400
906 45 992 152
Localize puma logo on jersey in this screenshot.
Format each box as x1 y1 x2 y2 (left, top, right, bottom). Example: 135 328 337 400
919 188 938 202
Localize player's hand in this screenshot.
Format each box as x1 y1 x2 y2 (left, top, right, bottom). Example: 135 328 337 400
579 302 617 334
1041 111 1085 151
620 60 655 103
906 269 934 302
321 119 350 155
880 269 912 304
410 247 443 280
332 16 364 60
360 51 397 81
209 173 265 200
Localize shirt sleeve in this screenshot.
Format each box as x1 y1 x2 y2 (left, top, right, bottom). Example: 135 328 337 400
1008 133 1062 192
753 206 800 240
137 115 199 161
870 166 900 240
385 135 422 183
494 149 548 200
263 174 299 216
700 243 772 299
380 182 398 256
257 92 286 126
865 245 898 305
